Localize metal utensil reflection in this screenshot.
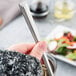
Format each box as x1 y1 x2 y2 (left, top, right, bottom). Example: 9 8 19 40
43 53 54 76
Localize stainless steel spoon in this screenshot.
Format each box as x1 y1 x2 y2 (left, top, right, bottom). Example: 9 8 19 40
19 1 54 76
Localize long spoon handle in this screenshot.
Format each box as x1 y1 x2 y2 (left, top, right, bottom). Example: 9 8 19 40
19 1 54 76
19 1 41 43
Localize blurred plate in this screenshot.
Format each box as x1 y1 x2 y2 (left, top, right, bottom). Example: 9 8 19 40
45 25 76 66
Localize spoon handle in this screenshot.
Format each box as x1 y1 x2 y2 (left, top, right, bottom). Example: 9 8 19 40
19 1 41 43
19 1 54 76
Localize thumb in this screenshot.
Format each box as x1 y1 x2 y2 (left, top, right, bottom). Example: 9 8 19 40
30 41 47 60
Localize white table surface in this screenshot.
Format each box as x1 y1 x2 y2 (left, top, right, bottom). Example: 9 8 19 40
0 8 76 76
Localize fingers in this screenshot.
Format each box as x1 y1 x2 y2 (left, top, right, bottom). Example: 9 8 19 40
8 41 47 61
8 43 35 54
30 41 47 60
0 18 3 25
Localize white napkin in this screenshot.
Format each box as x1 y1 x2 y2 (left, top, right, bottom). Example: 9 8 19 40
0 0 22 29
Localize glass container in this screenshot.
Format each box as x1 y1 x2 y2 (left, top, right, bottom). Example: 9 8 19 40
54 0 75 20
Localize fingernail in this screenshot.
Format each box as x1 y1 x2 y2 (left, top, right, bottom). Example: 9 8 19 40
38 41 47 51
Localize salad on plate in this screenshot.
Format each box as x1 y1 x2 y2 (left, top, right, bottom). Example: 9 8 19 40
47 31 76 61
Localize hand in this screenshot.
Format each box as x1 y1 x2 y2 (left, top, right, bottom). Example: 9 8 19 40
8 41 47 60
0 18 3 25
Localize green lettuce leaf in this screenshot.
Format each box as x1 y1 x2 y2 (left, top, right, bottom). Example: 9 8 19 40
66 53 76 60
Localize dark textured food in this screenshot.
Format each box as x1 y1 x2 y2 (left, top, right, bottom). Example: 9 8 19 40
0 50 43 76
